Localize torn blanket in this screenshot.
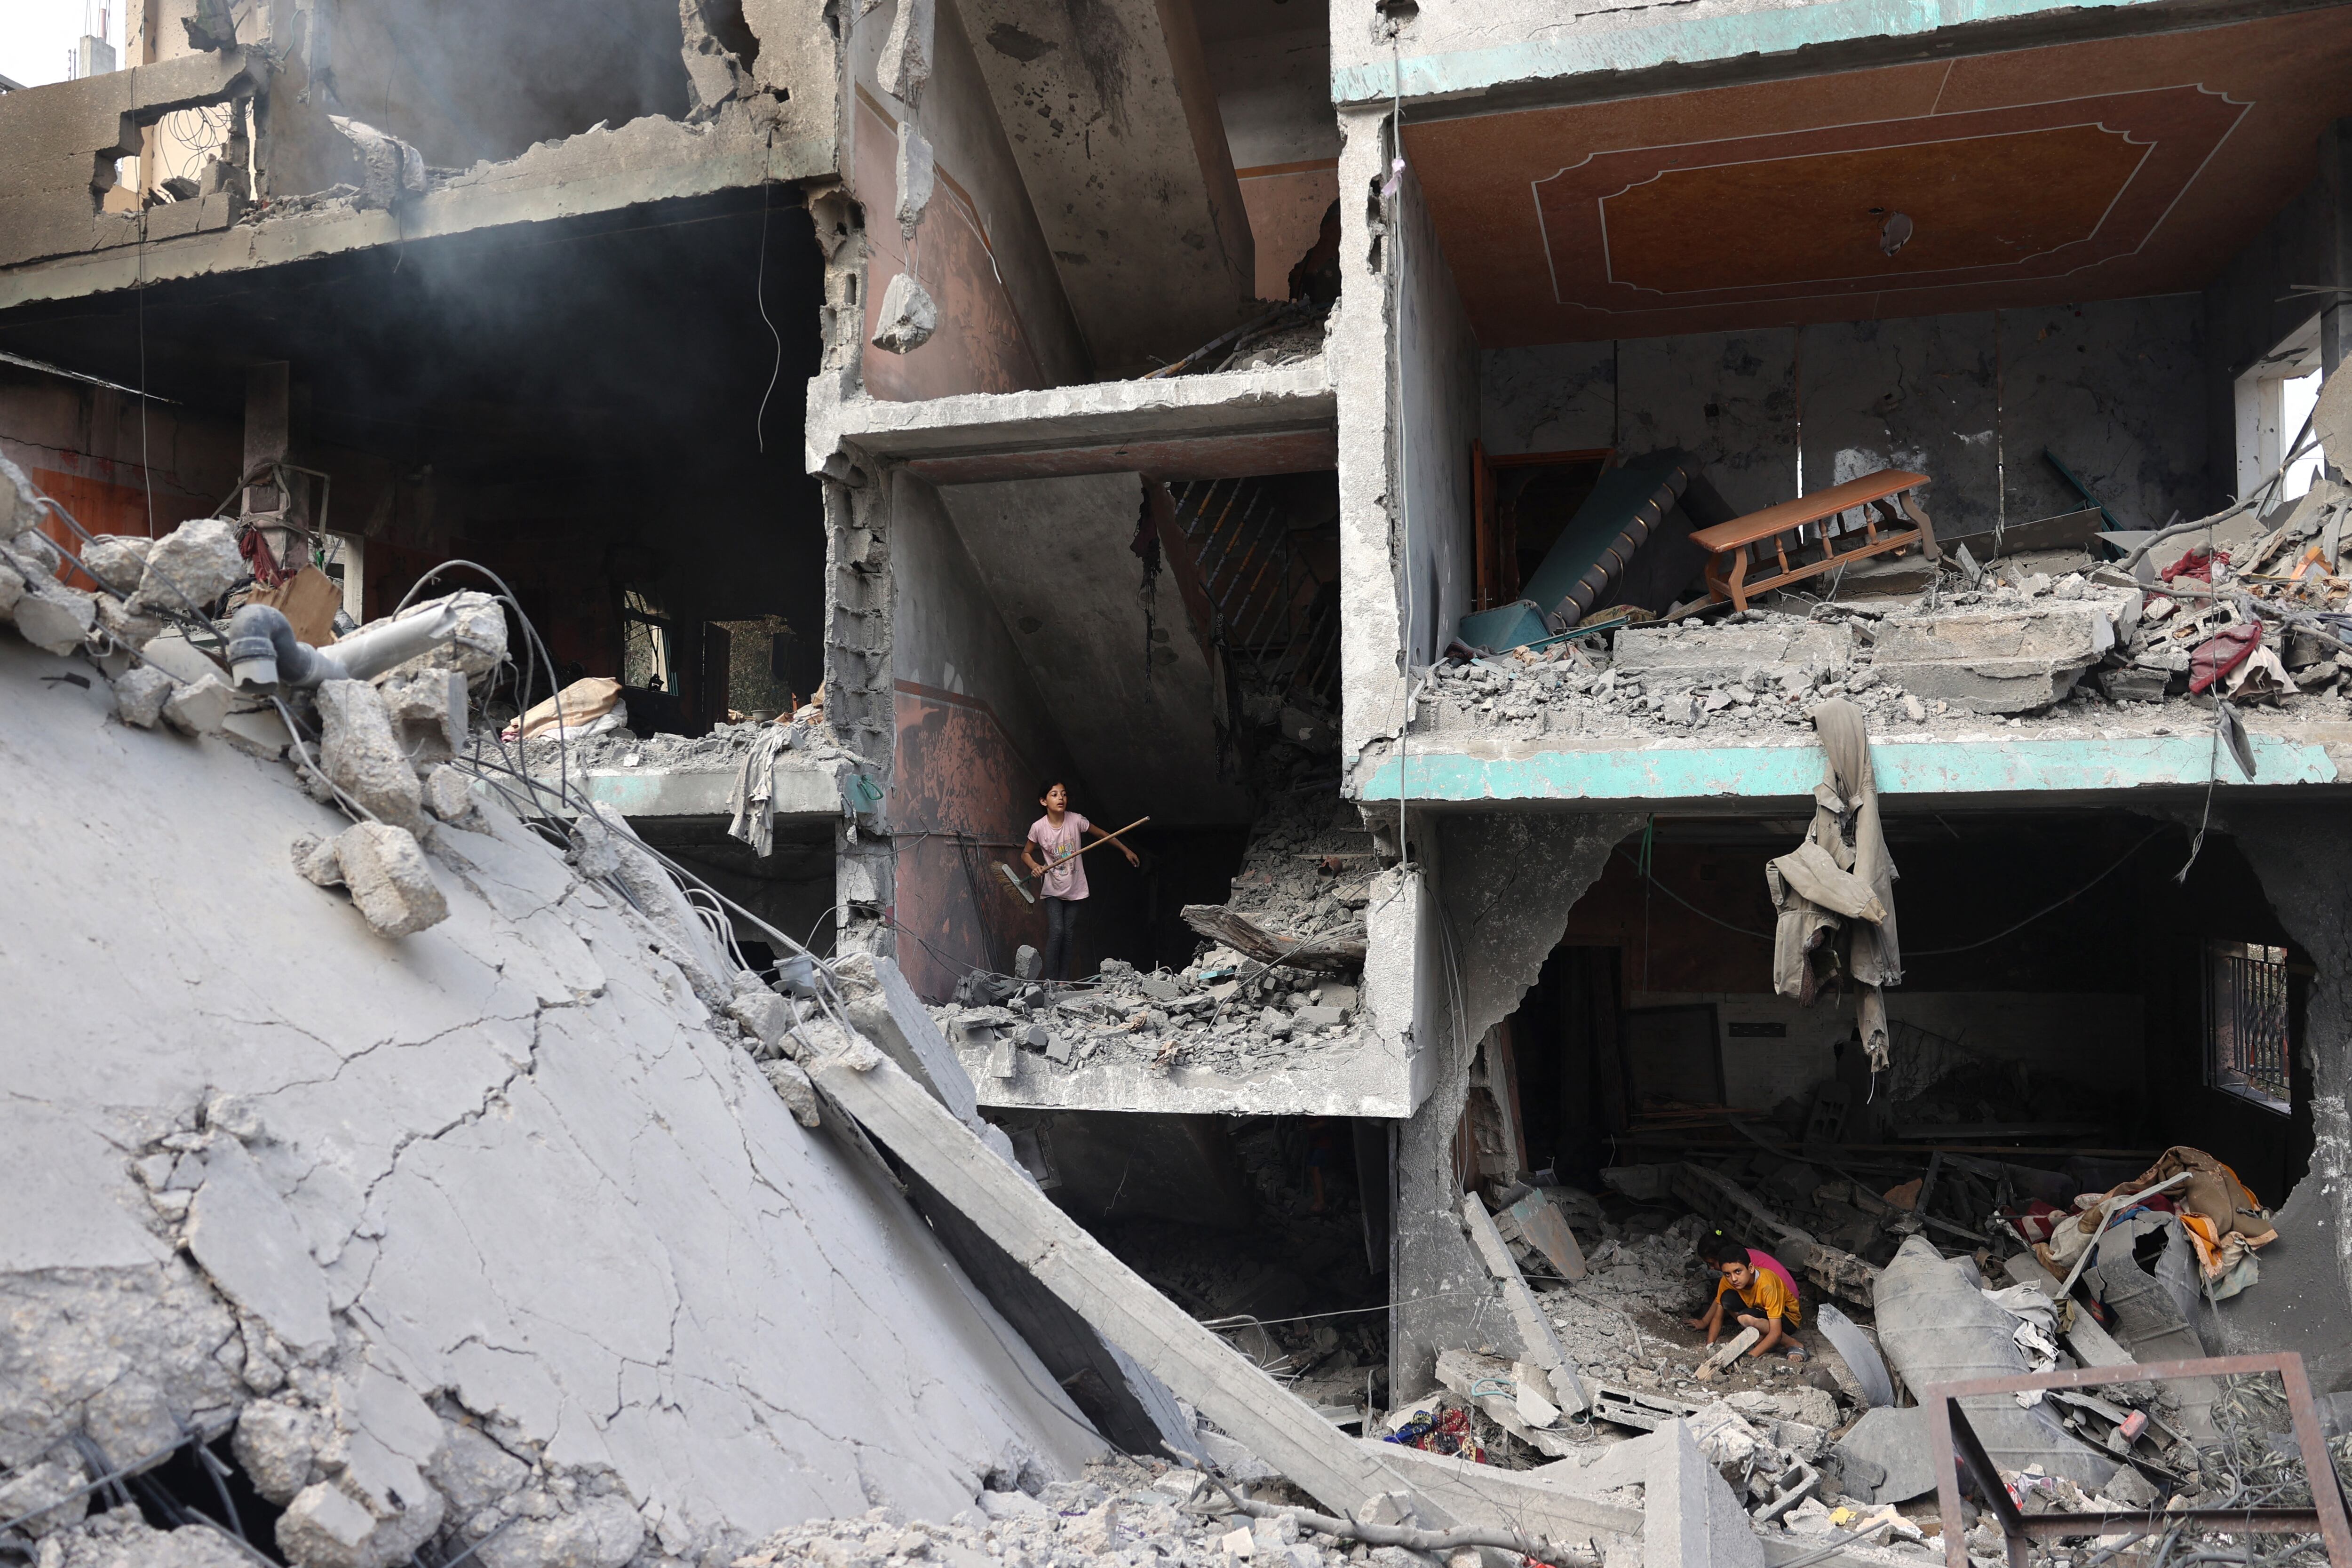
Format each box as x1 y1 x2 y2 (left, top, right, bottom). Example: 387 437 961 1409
726 722 795 858
1768 698 1902 1068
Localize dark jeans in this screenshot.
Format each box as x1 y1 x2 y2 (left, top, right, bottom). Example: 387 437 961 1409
1042 895 1080 980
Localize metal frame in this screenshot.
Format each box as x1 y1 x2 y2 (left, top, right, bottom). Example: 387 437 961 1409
1927 1353 2352 1568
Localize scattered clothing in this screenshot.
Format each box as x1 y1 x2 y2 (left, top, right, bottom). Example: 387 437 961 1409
1767 698 1901 1068
725 721 795 858
2188 622 2261 694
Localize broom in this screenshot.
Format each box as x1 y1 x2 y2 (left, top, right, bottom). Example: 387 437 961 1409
996 816 1150 905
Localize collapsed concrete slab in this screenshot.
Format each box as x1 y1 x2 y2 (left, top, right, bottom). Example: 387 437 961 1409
1871 602 2121 714
0 633 1103 1568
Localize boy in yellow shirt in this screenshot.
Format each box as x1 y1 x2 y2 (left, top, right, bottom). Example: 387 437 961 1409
1687 1229 1804 1360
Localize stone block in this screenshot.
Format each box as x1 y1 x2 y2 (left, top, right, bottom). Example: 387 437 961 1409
164 674 237 735
80 534 151 594
315 679 427 834
331 821 449 938
1295 1004 1349 1029
14 584 96 653
0 455 38 534
377 668 468 767
132 517 243 614
0 552 24 620
1614 621 1850 687
729 987 792 1050
0 1458 88 1538
96 594 166 647
420 764 477 825
1644 1419 1766 1568
765 1059 822 1127
424 1423 527 1515
234 1401 326 1504
1871 605 2117 713
112 663 175 728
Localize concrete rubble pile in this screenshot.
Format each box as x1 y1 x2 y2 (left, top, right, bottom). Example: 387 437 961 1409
933 955 1361 1075
1418 506 2352 744
931 776 1381 1075
735 1457 1383 1568
1204 776 1382 959
518 705 875 780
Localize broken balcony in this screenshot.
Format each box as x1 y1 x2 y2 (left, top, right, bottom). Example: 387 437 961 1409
0 0 832 306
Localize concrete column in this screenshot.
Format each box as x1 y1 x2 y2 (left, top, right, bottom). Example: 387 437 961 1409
2220 807 2352 1320
2320 119 2352 382
1389 810 1638 1397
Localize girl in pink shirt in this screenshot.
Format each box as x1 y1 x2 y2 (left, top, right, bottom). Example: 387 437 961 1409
1022 781 1137 980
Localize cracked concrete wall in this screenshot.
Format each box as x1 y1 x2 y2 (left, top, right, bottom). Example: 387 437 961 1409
848 0 1092 398
1336 108 1478 759
1388 810 1637 1397
2218 807 2352 1341
0 634 1101 1568
884 469 1079 996
936 472 1247 826
1479 298 2215 542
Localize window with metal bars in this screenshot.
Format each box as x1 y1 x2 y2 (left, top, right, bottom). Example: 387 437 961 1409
2205 939 2291 1113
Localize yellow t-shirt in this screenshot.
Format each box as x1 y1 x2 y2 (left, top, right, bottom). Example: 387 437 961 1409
1714 1263 1800 1327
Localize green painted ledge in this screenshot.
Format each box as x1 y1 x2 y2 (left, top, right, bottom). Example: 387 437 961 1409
1332 0 2164 104
1357 734 2341 803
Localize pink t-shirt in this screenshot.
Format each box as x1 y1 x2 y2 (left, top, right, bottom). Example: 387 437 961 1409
1028 812 1091 900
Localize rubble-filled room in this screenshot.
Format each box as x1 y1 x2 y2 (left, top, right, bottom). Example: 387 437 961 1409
1345 799 2332 1534
0 186 843 962
888 462 1355 1015
1370 12 2352 751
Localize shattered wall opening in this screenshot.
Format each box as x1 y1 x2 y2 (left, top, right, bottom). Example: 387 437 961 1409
881 464 1341 1006
1485 809 2314 1221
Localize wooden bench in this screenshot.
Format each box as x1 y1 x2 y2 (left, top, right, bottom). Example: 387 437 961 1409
1692 470 1941 610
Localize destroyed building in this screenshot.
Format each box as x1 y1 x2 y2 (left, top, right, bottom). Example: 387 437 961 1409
6 0 2352 1566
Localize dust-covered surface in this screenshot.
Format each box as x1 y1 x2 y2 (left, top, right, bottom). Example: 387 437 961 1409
1407 551 2352 750
935 957 1364 1076
934 771 1390 1082
517 708 874 774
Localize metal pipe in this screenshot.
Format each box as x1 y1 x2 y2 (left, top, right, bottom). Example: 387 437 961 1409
226 592 479 691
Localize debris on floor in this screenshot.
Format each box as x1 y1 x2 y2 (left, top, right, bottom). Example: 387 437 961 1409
1409 482 2352 749
935 764 1386 1076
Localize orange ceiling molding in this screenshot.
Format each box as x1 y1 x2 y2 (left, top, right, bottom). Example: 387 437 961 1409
1403 10 2352 345
1536 84 2242 310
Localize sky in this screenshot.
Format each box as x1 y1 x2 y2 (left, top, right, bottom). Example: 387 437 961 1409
0 0 103 90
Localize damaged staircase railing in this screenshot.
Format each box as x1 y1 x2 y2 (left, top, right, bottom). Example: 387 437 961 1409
1166 478 1341 714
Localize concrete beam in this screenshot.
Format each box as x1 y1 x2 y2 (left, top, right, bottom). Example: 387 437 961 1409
808 358 1334 483
0 103 833 310
801 1034 1449 1520
0 50 261 271
1353 730 2348 809
509 762 858 819
1328 0 2352 112
953 0 1255 377
951 1032 1429 1118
